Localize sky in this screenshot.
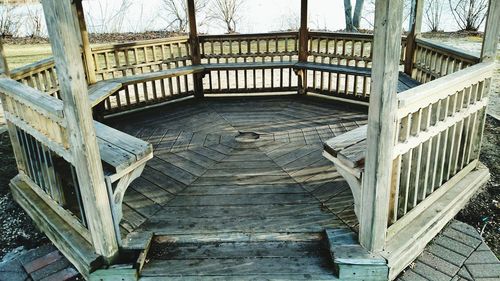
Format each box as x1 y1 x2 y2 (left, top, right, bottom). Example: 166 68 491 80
5 0 485 36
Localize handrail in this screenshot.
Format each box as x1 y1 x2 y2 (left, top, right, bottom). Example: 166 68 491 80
308 31 375 40
415 38 480 64
0 78 64 121
90 36 189 52
199 31 298 41
10 57 55 80
398 62 494 116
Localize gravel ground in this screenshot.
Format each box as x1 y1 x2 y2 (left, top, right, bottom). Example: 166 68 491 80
0 133 48 260
457 116 500 258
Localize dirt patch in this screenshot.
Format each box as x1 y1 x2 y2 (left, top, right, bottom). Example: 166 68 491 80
457 116 500 258
0 132 48 261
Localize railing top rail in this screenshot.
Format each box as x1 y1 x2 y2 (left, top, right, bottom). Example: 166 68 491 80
415 38 480 63
10 57 55 80
0 77 64 121
199 31 299 41
308 31 374 39
397 61 494 116
90 36 190 52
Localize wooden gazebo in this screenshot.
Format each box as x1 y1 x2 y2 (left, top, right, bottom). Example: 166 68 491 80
0 0 498 280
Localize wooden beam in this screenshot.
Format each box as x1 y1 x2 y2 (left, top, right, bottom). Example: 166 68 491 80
298 0 308 94
404 0 424 75
74 0 97 84
359 0 404 252
481 0 499 62
0 38 9 77
41 0 118 260
187 0 204 98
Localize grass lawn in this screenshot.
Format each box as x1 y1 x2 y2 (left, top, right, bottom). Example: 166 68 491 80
4 44 53 70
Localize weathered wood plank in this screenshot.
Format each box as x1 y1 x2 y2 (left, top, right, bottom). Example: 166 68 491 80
359 0 404 252
42 0 119 258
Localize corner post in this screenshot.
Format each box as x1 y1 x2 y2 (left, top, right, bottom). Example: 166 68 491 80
41 0 119 260
481 0 499 63
359 0 404 252
473 0 499 162
187 0 204 98
404 0 424 75
298 0 308 94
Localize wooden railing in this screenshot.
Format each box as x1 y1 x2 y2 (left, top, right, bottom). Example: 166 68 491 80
200 32 299 63
10 58 60 98
308 32 375 67
0 78 91 242
387 61 493 236
410 38 480 83
199 32 299 93
100 66 202 113
9 33 481 117
90 36 192 81
304 33 408 100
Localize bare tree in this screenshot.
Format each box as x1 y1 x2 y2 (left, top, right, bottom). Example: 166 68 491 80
209 0 244 33
424 0 443 32
352 0 365 29
0 4 22 37
161 0 208 33
86 0 132 33
448 0 488 31
25 5 44 37
280 12 300 31
344 0 365 31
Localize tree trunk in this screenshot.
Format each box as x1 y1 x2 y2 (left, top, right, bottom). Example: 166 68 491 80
344 0 354 31
352 0 365 29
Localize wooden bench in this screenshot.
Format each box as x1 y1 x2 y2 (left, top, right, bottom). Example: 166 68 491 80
94 121 153 237
294 62 372 76
323 125 367 217
88 65 206 108
204 61 296 71
294 62 421 93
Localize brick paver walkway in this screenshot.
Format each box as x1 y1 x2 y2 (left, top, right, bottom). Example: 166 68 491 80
398 220 500 281
0 244 79 281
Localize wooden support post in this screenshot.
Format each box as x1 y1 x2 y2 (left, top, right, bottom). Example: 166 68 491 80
298 0 308 95
297 0 309 94
474 0 499 165
0 39 8 77
481 0 499 63
41 0 118 260
187 0 204 98
73 0 105 120
359 0 404 252
74 0 97 85
404 0 424 75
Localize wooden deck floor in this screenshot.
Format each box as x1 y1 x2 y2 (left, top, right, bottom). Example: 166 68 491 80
107 95 368 279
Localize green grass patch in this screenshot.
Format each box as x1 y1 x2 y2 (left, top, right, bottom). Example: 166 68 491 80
4 44 53 70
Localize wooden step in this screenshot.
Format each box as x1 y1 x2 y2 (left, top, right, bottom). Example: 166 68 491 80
325 228 388 280
139 239 339 280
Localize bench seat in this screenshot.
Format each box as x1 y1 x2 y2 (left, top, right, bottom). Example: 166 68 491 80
323 124 367 217
204 61 295 71
88 62 421 110
294 62 372 76
295 62 421 93
95 121 153 238
88 65 205 108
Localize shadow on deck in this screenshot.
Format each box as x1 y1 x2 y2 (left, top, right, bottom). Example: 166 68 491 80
105 95 368 279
